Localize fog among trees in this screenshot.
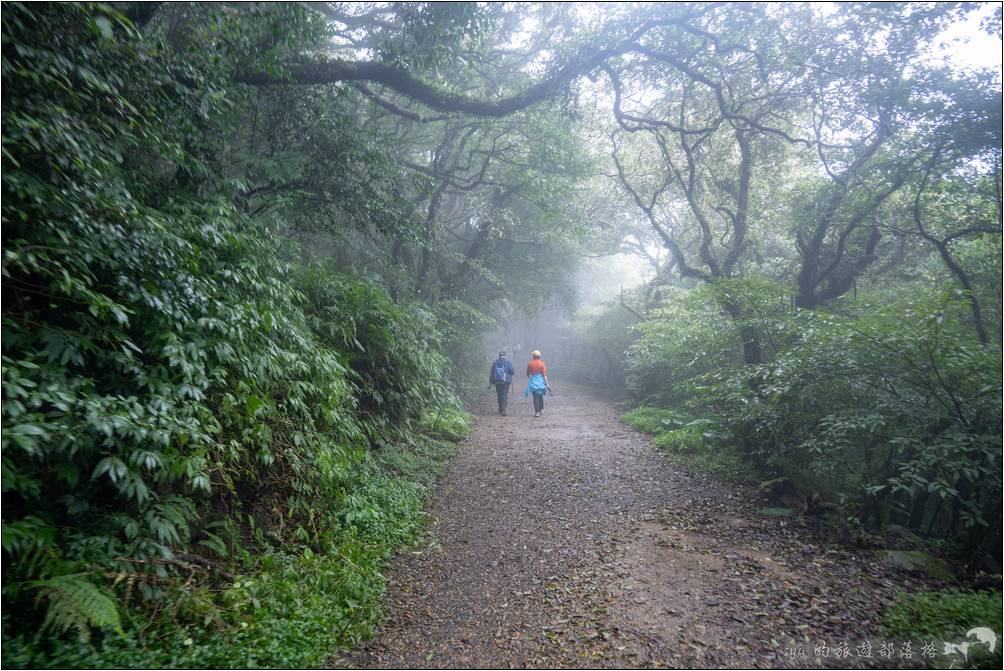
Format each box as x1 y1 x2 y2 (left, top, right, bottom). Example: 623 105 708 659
3 2 1001 667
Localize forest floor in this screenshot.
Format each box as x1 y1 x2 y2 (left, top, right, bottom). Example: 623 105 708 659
344 384 939 669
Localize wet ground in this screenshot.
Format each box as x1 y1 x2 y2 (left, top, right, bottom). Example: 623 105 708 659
344 384 931 669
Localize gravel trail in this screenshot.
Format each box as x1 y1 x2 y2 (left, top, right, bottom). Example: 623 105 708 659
345 384 931 669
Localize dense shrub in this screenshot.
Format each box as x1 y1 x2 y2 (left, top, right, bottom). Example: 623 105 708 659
703 292 1002 557
620 283 1002 562
431 298 496 399
2 436 457 668
296 263 452 443
1 3 478 665
624 280 788 404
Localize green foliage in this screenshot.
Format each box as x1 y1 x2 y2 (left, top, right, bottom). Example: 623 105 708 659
652 426 707 452
0 4 472 666
419 406 475 443
434 300 496 360
373 2 497 72
619 278 1001 559
375 435 459 490
703 291 1001 553
883 589 1002 640
884 589 1002 667
3 438 455 668
581 0 1002 569
652 427 750 480
619 406 683 435
758 508 794 517
431 299 496 399
624 284 753 404
3 0 1001 665
621 406 752 480
296 263 450 441
33 574 124 644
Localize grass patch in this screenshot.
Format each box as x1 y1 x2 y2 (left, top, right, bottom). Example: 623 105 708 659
758 507 794 517
652 426 705 451
660 440 752 481
883 589 1002 640
622 407 754 481
883 589 1002 668
419 405 475 442
620 406 685 434
376 434 458 488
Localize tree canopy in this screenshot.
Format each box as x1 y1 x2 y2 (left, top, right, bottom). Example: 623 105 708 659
2 2 1001 666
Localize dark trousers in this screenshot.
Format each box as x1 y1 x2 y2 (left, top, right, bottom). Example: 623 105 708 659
532 392 544 413
495 383 510 414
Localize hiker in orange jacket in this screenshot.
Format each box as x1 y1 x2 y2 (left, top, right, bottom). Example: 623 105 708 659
524 350 551 417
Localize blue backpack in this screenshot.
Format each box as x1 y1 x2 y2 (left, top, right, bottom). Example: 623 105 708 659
492 361 508 384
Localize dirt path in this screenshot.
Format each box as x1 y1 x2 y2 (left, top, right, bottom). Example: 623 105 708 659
346 384 930 669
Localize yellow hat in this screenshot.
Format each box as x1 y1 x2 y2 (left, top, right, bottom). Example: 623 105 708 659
531 350 541 358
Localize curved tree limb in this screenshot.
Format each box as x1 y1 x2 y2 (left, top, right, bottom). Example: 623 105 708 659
610 132 711 282
240 6 725 117
238 50 622 117
913 144 992 346
352 83 449 122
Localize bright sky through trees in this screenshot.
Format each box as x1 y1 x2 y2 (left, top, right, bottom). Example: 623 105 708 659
934 3 1002 72
2 4 1000 667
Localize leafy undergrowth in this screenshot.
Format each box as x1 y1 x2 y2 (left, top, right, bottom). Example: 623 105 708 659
621 406 753 481
883 589 1002 669
419 406 475 444
2 434 458 669
1 5 488 668
620 406 680 435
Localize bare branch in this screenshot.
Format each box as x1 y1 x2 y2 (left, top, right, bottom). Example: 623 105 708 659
610 132 711 281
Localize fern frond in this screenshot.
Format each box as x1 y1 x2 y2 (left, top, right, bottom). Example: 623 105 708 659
2 515 56 557
32 573 123 643
197 530 229 558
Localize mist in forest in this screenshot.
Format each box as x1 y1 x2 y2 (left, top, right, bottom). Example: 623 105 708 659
2 2 1001 668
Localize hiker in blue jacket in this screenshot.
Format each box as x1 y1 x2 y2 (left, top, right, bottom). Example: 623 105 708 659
488 350 516 416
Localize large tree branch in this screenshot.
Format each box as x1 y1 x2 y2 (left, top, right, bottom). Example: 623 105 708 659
603 64 720 136
654 126 722 276
630 45 813 146
796 120 894 307
238 50 620 117
352 83 449 122
942 226 1001 244
619 288 646 320
402 133 504 192
305 3 396 30
722 128 752 274
241 7 723 117
814 175 904 291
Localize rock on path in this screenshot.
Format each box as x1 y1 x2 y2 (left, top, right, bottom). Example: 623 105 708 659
345 385 931 669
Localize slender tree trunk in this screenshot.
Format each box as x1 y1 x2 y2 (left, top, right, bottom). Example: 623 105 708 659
416 184 446 294
931 239 989 345
721 299 764 365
